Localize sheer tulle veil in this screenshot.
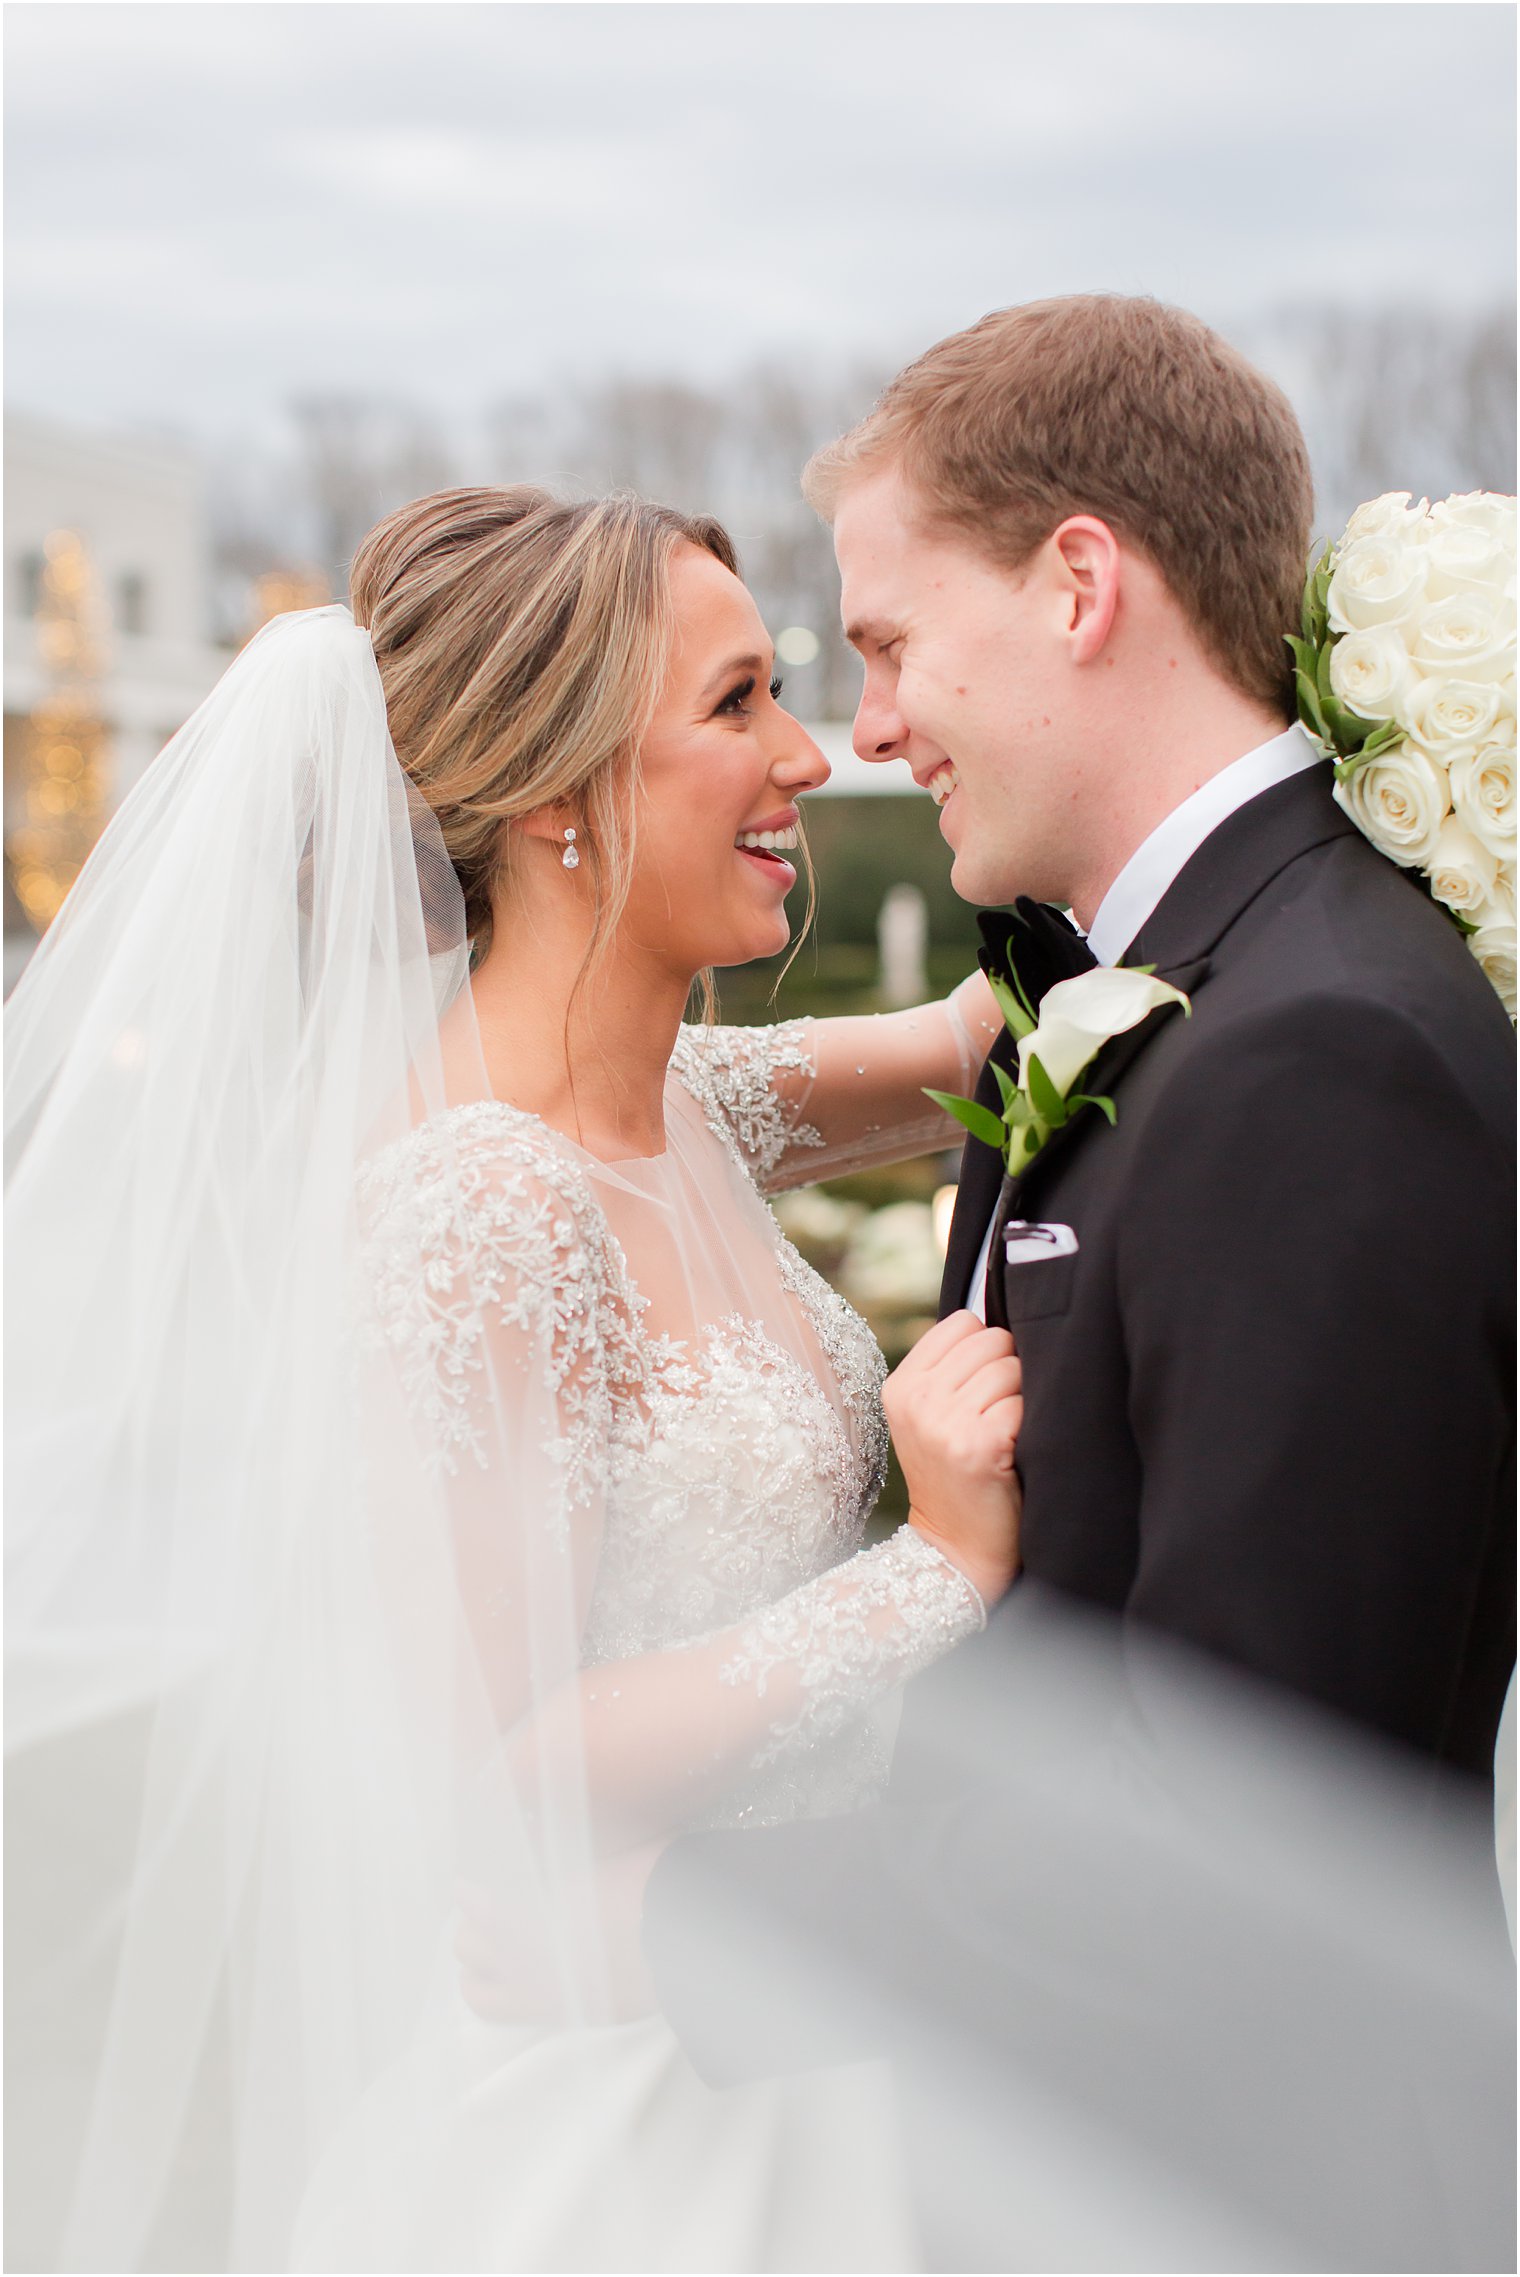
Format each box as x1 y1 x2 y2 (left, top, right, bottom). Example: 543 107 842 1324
4 607 606 2269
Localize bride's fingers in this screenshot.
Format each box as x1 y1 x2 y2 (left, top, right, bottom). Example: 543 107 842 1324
978 1395 1025 1454
961 1358 1023 1414
918 1326 1018 1396
894 1313 1006 1387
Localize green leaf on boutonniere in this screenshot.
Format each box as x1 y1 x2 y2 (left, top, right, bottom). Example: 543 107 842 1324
923 1088 1006 1150
1023 1052 1069 1130
985 968 1037 1041
990 1060 1021 1115
1067 1091 1118 1126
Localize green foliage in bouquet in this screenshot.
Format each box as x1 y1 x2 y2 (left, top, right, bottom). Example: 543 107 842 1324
1285 545 1406 784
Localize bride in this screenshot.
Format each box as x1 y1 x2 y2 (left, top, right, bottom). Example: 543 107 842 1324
5 484 1022 2272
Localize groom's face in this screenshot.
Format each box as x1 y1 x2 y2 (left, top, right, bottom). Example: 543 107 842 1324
834 469 1082 907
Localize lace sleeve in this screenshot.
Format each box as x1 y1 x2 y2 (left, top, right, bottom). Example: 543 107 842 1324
669 1019 827 1189
357 1102 643 1729
716 1525 986 1767
547 1525 986 1849
673 971 1005 1196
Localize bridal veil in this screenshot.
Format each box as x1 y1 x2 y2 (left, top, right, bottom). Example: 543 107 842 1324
5 607 613 2267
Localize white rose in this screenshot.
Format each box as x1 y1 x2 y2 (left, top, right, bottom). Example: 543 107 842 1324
1428 492 1517 547
1448 741 1517 859
1018 967 1191 1100
1326 535 1429 634
1408 587 1515 683
1340 492 1427 546
1327 624 1414 720
1468 921 1517 1019
1471 871 1516 930
1425 815 1498 915
1333 742 1450 869
1396 675 1511 751
1423 519 1511 600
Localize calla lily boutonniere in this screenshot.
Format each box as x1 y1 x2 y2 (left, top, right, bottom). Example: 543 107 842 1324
927 963 1192 1175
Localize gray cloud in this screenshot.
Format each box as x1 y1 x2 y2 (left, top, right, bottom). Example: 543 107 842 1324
5 2 1514 443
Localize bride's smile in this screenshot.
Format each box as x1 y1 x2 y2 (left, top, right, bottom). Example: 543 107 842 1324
625 541 829 975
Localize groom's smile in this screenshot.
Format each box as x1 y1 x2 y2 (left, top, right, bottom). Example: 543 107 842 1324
833 467 1081 908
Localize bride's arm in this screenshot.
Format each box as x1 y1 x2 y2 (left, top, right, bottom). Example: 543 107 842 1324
384 1120 1017 1849
512 1310 1022 1855
675 970 1003 1193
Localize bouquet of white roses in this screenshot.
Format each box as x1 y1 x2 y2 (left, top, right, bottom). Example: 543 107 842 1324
1290 490 1516 1018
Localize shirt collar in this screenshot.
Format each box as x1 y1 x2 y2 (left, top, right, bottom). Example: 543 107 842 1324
1084 725 1324 967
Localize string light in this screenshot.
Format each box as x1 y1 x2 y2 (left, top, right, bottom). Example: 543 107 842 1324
6 530 110 932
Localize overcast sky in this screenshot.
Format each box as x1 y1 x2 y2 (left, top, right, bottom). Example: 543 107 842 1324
5 2 1514 451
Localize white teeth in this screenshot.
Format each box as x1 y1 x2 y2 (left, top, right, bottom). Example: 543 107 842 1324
736 826 799 851
930 765 959 808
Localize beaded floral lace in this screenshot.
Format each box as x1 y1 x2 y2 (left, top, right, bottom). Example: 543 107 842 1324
357 1015 987 1834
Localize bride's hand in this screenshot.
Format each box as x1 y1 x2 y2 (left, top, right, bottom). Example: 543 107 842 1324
883 1312 1023 1609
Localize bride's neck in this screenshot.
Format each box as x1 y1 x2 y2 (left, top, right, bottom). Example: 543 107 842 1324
467 919 689 1161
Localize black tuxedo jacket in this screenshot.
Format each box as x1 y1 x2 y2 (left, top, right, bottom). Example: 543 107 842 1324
644 769 1516 2248
935 766 1514 1773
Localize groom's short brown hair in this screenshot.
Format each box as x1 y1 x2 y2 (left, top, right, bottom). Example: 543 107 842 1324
805 295 1314 717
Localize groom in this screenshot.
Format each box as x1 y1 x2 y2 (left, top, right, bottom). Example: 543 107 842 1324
642 296 1515 2257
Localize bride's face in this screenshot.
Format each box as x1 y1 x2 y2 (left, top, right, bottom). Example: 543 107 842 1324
628 546 829 973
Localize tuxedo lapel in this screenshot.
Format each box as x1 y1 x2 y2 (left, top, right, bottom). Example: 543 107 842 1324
1123 763 1352 972
985 770 1354 1311
938 1024 1017 1317
993 955 1211 1236
1005 768 1353 1214
942 768 1350 1323
938 899 1099 1317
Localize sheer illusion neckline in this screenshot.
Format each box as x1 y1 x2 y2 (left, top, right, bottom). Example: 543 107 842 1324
483 1088 673 1169
414 1092 672 1171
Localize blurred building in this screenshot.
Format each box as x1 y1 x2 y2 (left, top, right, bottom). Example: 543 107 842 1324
3 411 227 987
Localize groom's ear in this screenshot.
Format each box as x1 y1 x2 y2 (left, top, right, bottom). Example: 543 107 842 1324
1048 517 1121 662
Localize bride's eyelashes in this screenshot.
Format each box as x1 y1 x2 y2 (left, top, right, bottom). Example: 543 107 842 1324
713 674 785 720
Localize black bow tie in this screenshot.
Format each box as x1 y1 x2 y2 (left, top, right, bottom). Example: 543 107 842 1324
977 898 1096 1014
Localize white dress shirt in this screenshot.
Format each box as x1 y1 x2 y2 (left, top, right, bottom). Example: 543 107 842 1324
964 724 1323 1319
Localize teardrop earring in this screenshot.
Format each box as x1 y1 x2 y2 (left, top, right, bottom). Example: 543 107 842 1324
561 827 580 872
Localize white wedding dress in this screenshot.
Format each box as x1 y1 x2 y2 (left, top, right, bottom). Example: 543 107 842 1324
3 607 1004 2273
294 1010 993 2274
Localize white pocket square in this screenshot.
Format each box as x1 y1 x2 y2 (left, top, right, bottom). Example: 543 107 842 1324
1003 1220 1079 1263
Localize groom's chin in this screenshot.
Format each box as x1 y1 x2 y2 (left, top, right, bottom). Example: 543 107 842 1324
948 844 1019 908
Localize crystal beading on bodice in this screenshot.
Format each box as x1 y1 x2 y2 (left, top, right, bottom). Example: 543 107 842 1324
356 1015 987 1838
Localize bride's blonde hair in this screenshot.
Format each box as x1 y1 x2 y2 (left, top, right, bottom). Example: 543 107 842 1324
350 485 739 969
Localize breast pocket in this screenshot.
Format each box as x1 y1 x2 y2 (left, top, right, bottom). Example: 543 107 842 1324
998 1249 1078 1329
